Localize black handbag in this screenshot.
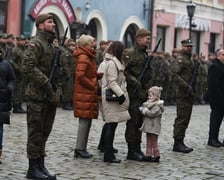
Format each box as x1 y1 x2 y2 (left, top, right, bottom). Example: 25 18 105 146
106 89 119 101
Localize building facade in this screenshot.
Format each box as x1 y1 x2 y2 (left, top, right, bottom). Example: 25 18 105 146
152 0 224 56
1 0 223 56
24 0 150 48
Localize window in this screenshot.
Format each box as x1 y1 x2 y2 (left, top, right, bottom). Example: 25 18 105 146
209 33 216 53
123 24 138 48
88 19 97 38
157 26 166 51
191 31 200 54
0 0 7 33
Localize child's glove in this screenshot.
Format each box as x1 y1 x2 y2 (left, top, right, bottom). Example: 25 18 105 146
139 107 143 112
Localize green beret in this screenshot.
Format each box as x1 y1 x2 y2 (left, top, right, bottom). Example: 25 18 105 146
1 33 8 39
16 34 26 40
136 28 150 38
181 39 195 46
35 13 53 27
7 34 14 39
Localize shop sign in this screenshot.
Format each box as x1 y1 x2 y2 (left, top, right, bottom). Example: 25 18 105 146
30 0 76 23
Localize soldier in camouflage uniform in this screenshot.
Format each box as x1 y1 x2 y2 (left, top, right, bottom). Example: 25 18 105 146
150 51 169 104
60 38 76 110
170 39 195 153
0 34 7 56
4 34 15 60
166 49 181 105
96 40 108 67
23 13 61 180
125 28 152 161
195 55 208 105
10 35 27 113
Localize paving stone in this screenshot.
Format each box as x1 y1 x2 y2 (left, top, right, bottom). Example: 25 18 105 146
0 105 224 179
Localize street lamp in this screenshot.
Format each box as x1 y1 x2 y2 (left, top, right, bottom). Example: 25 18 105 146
186 1 196 39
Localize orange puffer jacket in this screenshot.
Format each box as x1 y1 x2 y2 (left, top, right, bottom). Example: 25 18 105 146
73 46 99 119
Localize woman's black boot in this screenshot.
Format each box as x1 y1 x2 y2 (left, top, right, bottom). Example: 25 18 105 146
74 149 93 158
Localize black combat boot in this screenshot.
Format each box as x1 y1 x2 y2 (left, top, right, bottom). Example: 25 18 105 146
26 158 49 180
62 102 73 110
39 156 56 180
19 103 26 113
127 143 144 161
13 103 26 113
173 139 193 153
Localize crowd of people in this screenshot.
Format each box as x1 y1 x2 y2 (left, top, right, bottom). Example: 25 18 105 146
0 13 224 180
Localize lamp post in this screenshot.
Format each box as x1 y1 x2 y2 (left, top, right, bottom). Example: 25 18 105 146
186 1 196 39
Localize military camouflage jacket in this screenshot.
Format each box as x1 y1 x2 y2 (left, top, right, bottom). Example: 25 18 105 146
170 50 194 98
23 30 60 101
10 44 24 78
125 43 152 102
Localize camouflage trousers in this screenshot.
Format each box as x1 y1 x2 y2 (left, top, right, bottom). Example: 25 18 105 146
61 79 74 103
26 101 57 159
125 102 143 144
173 97 194 140
12 78 26 104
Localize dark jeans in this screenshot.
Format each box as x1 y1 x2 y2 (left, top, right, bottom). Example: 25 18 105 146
208 109 224 141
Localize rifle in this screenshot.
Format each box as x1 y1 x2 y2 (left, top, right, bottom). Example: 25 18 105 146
138 38 161 85
190 52 201 92
49 27 68 91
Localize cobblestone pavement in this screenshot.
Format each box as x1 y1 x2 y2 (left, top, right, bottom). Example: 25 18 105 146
0 105 224 180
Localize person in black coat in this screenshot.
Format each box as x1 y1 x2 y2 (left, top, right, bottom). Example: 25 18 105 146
0 48 16 164
207 49 224 147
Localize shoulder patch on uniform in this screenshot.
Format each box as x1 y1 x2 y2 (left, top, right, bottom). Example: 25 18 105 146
29 43 36 47
177 59 182 63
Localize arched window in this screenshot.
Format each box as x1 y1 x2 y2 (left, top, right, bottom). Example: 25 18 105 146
123 24 138 48
88 19 97 39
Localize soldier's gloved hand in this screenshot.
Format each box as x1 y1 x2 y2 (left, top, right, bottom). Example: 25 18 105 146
187 85 194 96
118 94 126 105
49 91 60 105
43 82 54 98
135 80 142 89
